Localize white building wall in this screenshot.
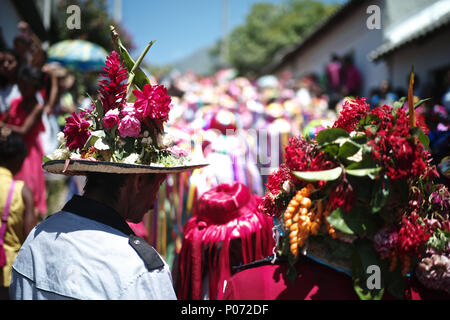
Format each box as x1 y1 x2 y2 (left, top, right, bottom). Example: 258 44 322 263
0 0 22 49
386 21 450 93
277 0 389 96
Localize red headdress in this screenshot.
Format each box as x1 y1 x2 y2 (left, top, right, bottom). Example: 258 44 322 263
176 182 274 300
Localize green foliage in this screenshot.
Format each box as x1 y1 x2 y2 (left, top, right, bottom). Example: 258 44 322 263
292 166 343 182
220 0 340 75
53 0 135 52
351 239 385 300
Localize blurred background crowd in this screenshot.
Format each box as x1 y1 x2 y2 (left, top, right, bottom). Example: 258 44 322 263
0 0 449 271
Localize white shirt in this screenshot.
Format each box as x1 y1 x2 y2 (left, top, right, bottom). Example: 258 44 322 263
10 204 177 300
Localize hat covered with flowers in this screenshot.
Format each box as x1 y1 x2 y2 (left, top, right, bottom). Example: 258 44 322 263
258 72 450 299
43 27 207 175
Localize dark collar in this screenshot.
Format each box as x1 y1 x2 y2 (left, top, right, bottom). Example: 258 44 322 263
62 195 135 236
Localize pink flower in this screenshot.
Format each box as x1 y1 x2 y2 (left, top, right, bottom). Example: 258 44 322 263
118 115 141 138
167 146 189 159
63 112 91 151
102 109 120 129
133 84 171 122
120 102 137 117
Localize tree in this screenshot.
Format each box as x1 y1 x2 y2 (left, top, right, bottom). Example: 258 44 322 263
53 0 135 52
218 0 340 76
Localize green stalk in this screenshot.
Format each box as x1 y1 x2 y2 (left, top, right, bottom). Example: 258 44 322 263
126 41 155 98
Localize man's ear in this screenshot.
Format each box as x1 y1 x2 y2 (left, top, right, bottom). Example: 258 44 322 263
131 174 143 193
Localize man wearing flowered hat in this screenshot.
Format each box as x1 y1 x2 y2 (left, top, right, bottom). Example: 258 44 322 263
9 30 206 300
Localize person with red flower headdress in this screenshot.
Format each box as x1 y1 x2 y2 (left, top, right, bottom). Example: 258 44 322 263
174 182 274 300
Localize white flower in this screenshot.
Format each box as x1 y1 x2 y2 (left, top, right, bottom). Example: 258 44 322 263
70 152 82 160
282 180 293 193
57 132 66 144
156 134 165 148
123 153 140 164
50 148 70 160
105 108 120 116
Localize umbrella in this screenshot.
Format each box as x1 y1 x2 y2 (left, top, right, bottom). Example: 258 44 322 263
47 39 108 71
257 75 278 88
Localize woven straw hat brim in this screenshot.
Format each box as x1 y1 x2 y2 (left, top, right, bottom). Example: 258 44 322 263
43 159 209 175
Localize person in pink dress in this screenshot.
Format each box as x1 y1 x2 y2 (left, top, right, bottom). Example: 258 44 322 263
0 65 46 216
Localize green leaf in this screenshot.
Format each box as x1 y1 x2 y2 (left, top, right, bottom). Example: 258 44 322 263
370 176 390 214
414 98 431 109
42 155 52 163
358 114 378 126
410 127 430 148
326 208 354 234
346 167 381 178
292 166 342 182
379 258 405 299
393 97 406 111
338 141 361 159
315 128 349 145
352 239 385 300
346 155 377 170
321 144 339 158
113 27 152 91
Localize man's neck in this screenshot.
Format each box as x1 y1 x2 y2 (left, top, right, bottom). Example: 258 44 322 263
82 192 127 220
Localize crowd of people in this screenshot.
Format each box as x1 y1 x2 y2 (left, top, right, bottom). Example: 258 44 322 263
0 21 449 301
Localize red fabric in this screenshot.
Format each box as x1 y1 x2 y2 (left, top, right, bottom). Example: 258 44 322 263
176 182 275 300
405 276 450 300
222 258 360 300
1 97 46 215
222 258 450 300
127 221 149 243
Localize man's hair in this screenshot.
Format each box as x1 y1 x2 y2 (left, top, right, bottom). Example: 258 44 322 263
83 172 158 204
83 172 130 203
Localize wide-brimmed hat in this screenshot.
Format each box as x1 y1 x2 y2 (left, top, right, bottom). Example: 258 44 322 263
176 182 274 300
43 27 207 175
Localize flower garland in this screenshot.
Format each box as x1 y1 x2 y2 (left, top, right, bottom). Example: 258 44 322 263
258 90 450 299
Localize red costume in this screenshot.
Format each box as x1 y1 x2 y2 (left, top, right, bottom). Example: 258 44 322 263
1 97 46 215
175 182 274 300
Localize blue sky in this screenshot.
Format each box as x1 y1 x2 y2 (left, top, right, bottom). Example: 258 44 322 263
109 0 346 66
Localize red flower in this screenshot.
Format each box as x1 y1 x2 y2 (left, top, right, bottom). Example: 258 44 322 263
63 112 91 151
397 213 430 257
284 136 315 171
258 193 281 217
366 106 430 181
98 51 128 113
332 97 370 132
133 84 171 123
328 178 356 213
266 164 292 195
102 109 120 129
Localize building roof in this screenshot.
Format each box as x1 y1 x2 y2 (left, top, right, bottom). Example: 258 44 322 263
263 0 366 74
369 9 450 62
